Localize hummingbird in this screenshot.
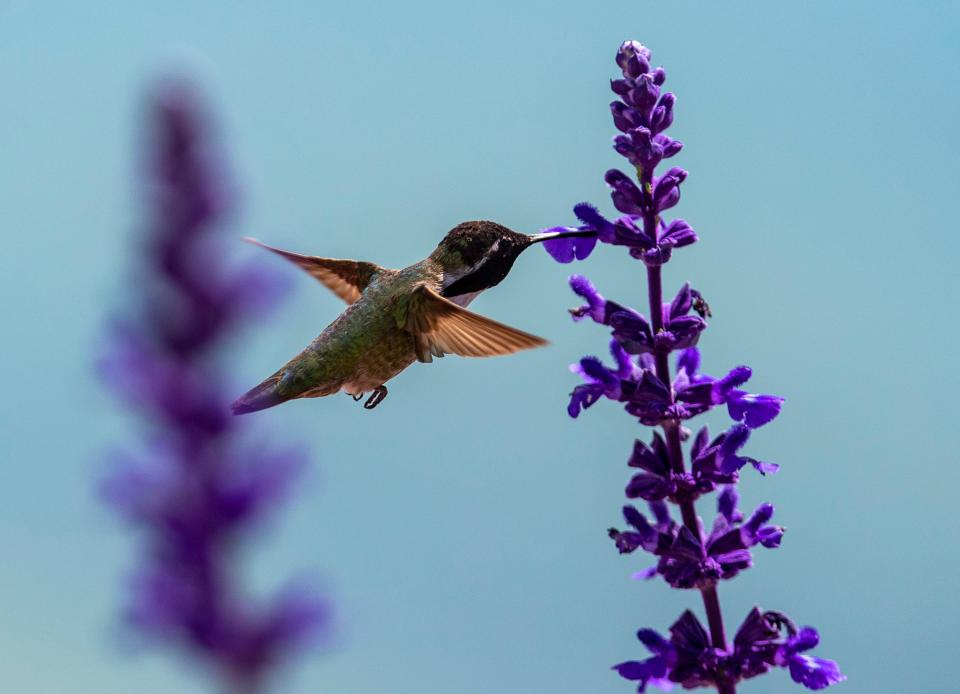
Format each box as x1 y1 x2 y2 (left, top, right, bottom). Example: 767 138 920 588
231 221 593 414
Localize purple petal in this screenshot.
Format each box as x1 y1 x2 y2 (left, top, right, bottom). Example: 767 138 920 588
651 92 675 133
605 168 646 214
637 628 672 655
727 391 784 428
788 655 846 690
676 348 700 376
716 366 752 395
574 202 618 243
568 275 606 322
660 218 697 247
746 457 780 475
717 485 742 523
657 134 683 159
543 229 597 263
784 627 821 655
612 660 651 681
567 383 605 418
669 610 710 652
720 424 751 458
690 426 710 460
611 309 654 354
756 526 784 548
648 500 673 529
610 78 631 96
733 607 779 648
669 283 692 318
628 438 670 475
623 505 658 540
743 503 775 533
631 566 660 581
626 473 671 501
610 339 639 378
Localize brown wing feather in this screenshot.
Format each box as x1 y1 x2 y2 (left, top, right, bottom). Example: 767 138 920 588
244 237 382 304
404 285 547 363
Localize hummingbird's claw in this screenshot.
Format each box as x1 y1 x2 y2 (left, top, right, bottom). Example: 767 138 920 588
351 393 363 402
363 385 388 410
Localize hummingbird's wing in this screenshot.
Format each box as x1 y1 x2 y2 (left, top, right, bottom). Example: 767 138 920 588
244 237 383 304
402 285 547 363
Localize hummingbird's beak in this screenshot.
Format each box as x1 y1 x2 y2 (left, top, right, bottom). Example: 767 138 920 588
528 229 597 244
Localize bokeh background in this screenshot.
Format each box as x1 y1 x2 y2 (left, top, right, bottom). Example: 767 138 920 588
2 2 957 692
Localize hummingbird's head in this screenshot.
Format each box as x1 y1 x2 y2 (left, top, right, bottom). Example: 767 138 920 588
430 220 595 300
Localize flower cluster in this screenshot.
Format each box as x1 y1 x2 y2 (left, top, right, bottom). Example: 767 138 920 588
99 82 326 692
543 42 843 692
609 486 782 589
614 608 844 692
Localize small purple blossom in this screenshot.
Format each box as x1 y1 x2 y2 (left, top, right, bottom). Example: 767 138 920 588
546 40 843 692
776 628 847 690
99 81 327 692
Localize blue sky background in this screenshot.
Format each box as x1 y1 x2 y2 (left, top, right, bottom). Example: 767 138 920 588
1 2 957 692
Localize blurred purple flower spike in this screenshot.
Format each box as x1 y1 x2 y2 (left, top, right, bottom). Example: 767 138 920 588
545 42 843 692
99 80 328 692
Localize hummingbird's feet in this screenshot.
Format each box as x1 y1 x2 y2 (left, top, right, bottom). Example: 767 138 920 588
351 393 363 402
364 385 388 410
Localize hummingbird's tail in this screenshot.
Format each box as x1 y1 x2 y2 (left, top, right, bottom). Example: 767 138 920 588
231 373 287 415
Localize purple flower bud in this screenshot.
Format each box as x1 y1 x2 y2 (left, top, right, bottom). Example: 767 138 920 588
610 78 632 96
658 134 684 158
653 167 688 212
652 92 676 133
629 74 661 114
669 282 693 318
610 309 654 354
660 217 697 247
605 168 646 214
617 40 652 78
611 101 641 133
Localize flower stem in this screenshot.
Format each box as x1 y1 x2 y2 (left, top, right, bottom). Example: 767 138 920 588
642 181 734 693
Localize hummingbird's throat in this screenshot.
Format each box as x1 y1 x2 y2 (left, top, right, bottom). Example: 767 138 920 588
441 240 501 289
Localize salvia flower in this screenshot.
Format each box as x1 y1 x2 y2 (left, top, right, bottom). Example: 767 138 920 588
99 81 327 692
545 41 843 691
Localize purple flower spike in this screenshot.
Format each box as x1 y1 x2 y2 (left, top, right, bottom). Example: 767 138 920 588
99 81 327 691
547 40 842 693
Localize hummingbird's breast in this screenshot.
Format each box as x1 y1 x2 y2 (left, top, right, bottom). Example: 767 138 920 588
294 264 437 397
